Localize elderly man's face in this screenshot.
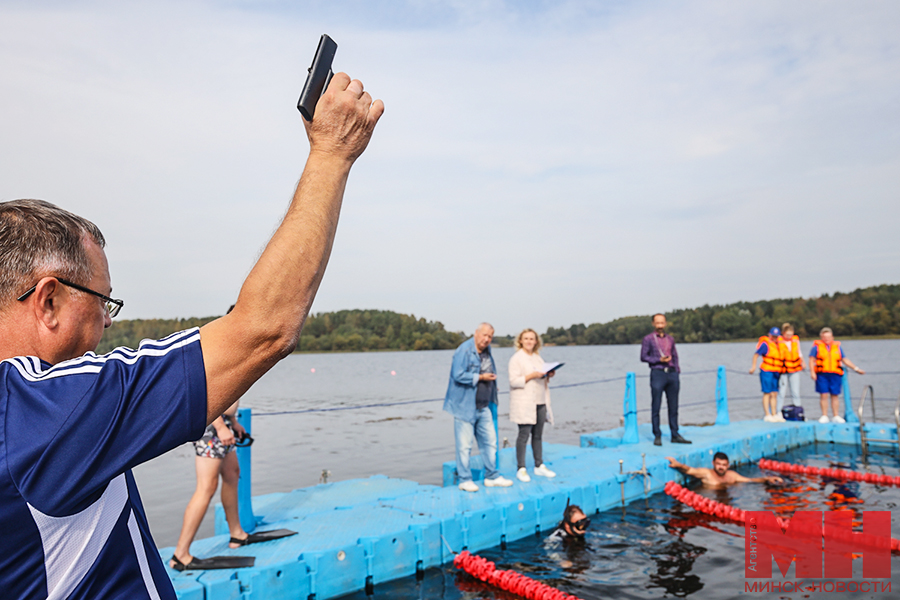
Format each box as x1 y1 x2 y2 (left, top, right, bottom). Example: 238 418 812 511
59 239 113 360
474 326 494 352
821 330 834 344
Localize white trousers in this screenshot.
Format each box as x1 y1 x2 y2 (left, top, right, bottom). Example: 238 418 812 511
777 371 802 411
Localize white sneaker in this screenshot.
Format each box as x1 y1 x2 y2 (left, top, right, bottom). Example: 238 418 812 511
458 481 479 492
763 415 774 422
483 476 513 487
516 468 531 482
818 415 830 424
832 415 846 424
775 414 786 422
534 464 556 478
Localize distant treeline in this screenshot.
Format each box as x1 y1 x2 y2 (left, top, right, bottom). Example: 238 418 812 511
298 309 465 351
96 284 899 353
542 284 900 346
96 309 465 354
96 317 218 354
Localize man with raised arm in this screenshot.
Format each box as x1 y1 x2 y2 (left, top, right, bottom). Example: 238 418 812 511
666 453 783 488
0 73 382 600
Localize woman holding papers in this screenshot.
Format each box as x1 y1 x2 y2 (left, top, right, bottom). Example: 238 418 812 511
508 329 557 482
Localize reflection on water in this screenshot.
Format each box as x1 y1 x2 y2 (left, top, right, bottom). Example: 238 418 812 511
342 443 900 600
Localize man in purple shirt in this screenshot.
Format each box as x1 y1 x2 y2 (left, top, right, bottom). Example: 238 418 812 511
640 314 691 446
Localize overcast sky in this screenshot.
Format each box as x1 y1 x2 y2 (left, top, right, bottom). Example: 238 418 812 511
2 1 898 336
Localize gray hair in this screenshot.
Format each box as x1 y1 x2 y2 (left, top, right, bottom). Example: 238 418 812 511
0 199 105 307
820 327 833 336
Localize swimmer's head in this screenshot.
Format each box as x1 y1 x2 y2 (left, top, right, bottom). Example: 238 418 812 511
563 504 589 537
713 452 730 476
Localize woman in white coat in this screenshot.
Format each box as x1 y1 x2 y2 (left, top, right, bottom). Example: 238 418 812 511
508 328 556 482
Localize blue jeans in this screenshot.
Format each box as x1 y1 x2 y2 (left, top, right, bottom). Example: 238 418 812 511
454 407 499 482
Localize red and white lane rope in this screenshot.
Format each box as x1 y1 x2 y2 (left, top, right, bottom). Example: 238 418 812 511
758 458 900 487
663 480 900 552
453 550 584 600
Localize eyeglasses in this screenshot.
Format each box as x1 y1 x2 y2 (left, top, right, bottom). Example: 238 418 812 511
568 517 591 531
17 277 124 318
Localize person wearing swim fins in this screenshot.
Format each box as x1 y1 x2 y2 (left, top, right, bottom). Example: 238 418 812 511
168 398 296 571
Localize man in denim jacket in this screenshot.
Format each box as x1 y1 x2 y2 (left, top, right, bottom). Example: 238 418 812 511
443 323 513 492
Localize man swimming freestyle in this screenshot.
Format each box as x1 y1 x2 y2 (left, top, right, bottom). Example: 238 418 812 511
0 73 382 599
666 453 783 488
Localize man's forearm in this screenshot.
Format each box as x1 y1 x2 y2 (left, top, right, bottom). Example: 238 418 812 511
239 152 350 343
201 74 383 422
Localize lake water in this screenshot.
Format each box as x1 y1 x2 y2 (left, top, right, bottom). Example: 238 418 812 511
339 443 900 600
135 338 900 548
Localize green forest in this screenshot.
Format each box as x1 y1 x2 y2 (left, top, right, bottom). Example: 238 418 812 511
96 283 899 353
542 283 900 346
96 309 465 354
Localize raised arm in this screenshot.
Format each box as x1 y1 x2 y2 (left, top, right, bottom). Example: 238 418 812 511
666 456 705 478
199 74 383 422
728 472 783 485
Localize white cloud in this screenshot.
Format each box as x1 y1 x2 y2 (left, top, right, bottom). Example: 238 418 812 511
1 0 898 335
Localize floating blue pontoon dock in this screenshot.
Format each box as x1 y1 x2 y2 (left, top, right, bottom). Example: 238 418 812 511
162 368 899 600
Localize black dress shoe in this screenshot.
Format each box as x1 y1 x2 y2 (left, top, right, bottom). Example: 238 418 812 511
671 434 692 444
653 436 662 446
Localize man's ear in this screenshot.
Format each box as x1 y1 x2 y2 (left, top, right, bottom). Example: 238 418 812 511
31 277 64 330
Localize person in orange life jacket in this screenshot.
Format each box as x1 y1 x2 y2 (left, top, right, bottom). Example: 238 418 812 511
777 323 804 414
809 327 864 423
749 327 784 422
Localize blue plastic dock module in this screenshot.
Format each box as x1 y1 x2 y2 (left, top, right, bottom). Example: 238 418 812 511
156 414 898 600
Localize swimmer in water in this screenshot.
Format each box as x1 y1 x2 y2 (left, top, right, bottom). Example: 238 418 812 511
666 452 783 488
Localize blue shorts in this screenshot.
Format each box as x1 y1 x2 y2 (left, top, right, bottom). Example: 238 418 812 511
759 370 780 393
815 372 843 396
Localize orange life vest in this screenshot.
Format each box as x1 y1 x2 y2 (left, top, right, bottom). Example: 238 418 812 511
779 335 803 373
813 340 843 375
757 336 784 373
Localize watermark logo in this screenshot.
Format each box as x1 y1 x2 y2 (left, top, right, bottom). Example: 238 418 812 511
744 510 891 592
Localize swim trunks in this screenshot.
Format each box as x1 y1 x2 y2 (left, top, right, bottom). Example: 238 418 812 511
815 372 843 396
759 370 780 393
193 414 237 459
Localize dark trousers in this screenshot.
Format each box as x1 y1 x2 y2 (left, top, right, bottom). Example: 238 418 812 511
650 369 680 438
516 404 547 469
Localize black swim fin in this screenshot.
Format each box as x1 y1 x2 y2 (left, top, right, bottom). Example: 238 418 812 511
170 555 255 571
230 528 298 546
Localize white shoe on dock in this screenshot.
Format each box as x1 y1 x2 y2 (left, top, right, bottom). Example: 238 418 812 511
484 476 513 487
516 468 531 482
832 415 846 424
458 481 479 492
534 464 556 478
763 415 774 422
818 415 830 424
